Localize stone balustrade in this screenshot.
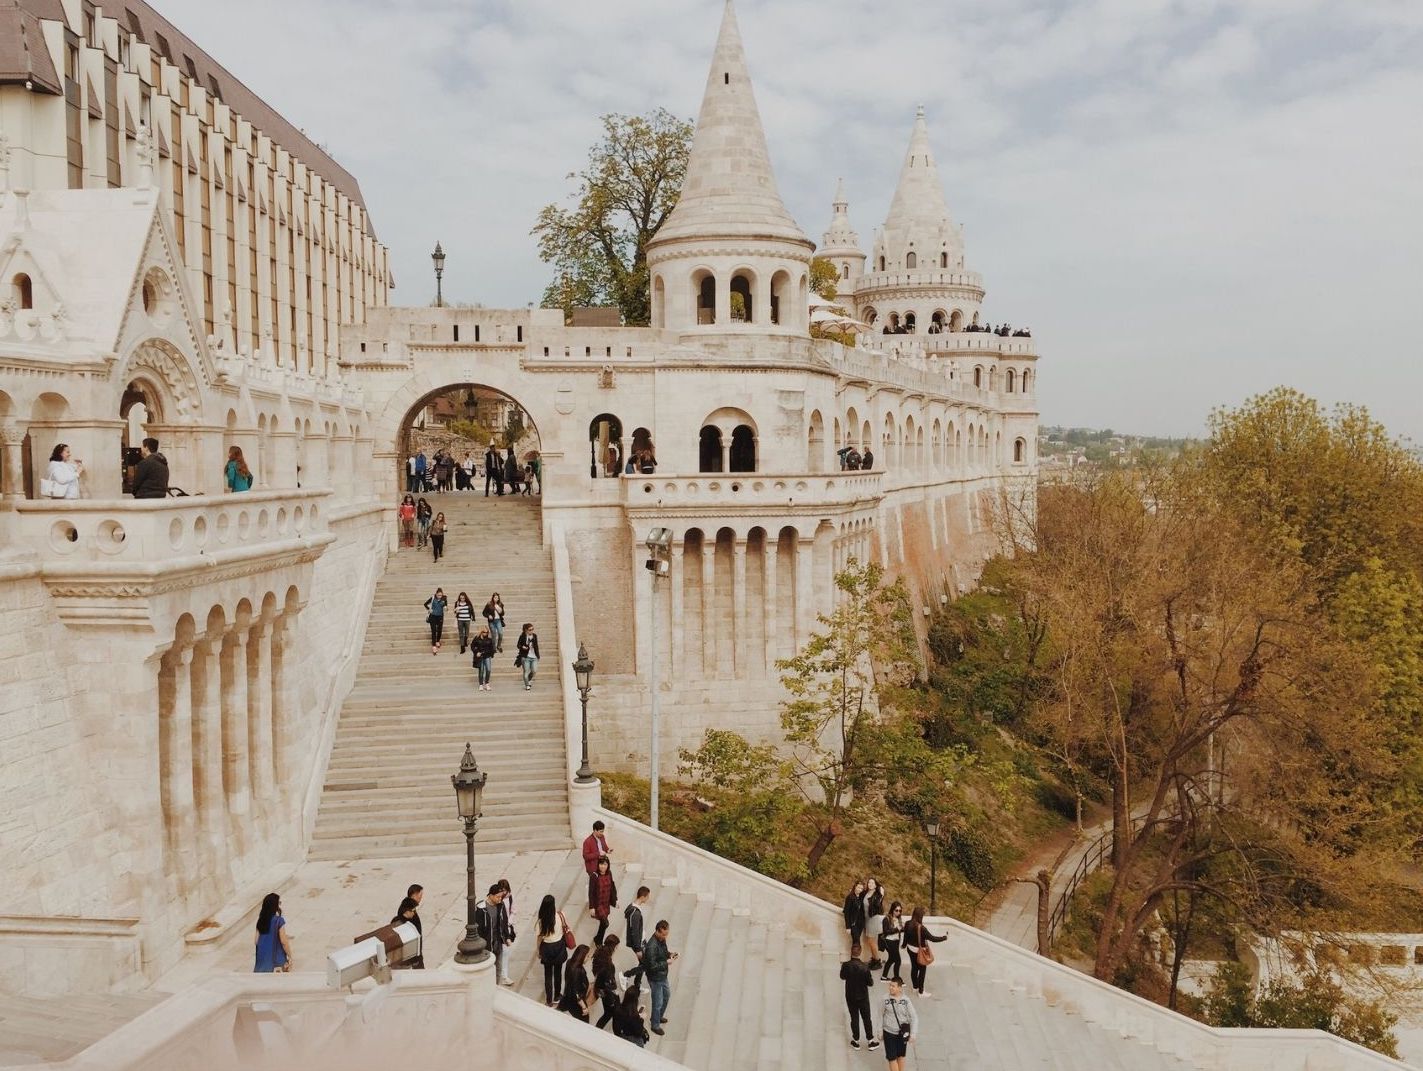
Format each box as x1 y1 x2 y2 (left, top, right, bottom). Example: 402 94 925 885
621 470 883 511
12 489 330 565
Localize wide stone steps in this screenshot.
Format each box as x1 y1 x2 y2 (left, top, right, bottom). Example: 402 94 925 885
0 993 168 1065
308 495 572 862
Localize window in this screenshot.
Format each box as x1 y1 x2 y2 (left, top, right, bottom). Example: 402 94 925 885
841 263 849 279
973 366 982 388
13 273 34 309
517 325 523 342
724 72 729 84
453 324 459 342
1013 438 1026 464
940 252 948 268
878 256 885 271
905 252 916 269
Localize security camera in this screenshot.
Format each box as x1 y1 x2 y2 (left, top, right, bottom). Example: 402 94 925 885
326 922 421 988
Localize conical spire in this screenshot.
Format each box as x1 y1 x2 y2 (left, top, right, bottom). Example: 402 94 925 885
821 177 860 251
649 0 811 248
883 105 954 234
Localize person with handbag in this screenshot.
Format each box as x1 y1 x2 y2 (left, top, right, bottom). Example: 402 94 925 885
253 893 292 973
536 894 573 1006
483 592 505 651
838 947 879 1050
880 977 918 1070
516 622 540 691
415 497 433 548
843 879 867 955
471 626 496 690
43 443 83 500
588 855 618 946
429 511 447 563
901 905 947 997
879 901 905 982
591 936 623 1029
557 944 593 1021
423 587 447 655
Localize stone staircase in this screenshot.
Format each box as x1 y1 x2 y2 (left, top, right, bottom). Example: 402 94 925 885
309 493 571 860
0 993 167 1064
508 849 1201 1071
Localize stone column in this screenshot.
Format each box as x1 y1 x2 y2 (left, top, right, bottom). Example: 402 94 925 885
669 538 684 680
720 438 731 475
331 434 355 502
701 541 716 678
796 532 816 650
268 430 300 490
715 275 731 326
763 538 779 673
162 644 197 876
222 629 252 829
732 537 748 677
272 615 300 821
0 421 25 500
193 635 230 878
248 619 275 818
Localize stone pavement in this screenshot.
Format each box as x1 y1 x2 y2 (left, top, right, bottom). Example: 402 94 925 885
986 811 1116 952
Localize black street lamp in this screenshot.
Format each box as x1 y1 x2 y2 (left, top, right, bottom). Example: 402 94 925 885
573 644 596 783
451 743 489 964
432 242 446 308
925 816 941 915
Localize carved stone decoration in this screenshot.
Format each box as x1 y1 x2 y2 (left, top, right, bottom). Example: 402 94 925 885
122 338 204 422
598 365 614 390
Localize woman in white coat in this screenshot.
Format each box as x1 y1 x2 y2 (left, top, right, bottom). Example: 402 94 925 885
45 444 82 500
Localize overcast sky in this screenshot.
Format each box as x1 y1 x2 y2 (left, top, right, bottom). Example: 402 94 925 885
176 0 1422 441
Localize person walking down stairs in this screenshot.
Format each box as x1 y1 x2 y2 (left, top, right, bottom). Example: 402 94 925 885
558 944 593 1021
453 593 474 653
430 512 447 563
483 592 506 652
644 920 678 1036
535 895 571 1007
517 622 541 690
839 947 879 1051
423 588 447 655
588 856 618 947
471 627 495 690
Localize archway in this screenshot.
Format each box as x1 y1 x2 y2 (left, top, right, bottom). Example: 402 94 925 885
588 412 621 478
699 426 723 473
730 272 754 324
807 410 824 473
729 425 756 472
396 383 542 496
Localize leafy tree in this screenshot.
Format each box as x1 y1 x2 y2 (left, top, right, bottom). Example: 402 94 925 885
532 109 693 326
809 256 839 300
1202 961 1399 1057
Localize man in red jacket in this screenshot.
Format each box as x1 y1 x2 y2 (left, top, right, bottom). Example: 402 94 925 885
582 820 612 875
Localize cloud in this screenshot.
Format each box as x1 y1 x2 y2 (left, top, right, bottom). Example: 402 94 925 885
174 0 1423 440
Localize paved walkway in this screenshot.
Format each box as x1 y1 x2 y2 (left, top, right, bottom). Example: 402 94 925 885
985 812 1113 951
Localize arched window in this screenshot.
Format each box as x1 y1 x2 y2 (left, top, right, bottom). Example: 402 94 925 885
930 311 946 334
12 273 33 310
589 413 622 478
940 252 948 269
878 256 885 271
1022 370 1032 394
730 425 756 472
653 275 666 329
949 309 964 332
699 426 723 472
770 270 791 327
973 366 983 388
807 410 825 473
1006 369 1016 393
694 271 716 325
904 312 916 332
730 272 754 323
841 262 849 279
905 251 917 269
1014 437 1026 464
863 308 877 326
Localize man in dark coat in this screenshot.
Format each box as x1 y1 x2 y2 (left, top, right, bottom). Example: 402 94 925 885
131 437 169 498
485 446 502 496
475 883 512 986
840 949 878 1050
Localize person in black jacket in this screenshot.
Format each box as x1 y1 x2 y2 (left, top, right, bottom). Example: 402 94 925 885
612 983 650 1047
131 437 169 499
843 879 867 954
484 445 501 496
839 948 878 1050
517 622 541 691
558 944 592 1021
591 935 622 1029
504 450 520 494
588 856 618 947
471 627 496 691
624 885 650 983
475 883 513 986
901 905 948 997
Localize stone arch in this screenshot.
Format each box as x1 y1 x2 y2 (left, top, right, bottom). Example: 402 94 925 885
903 311 917 333
845 406 860 447
1014 436 1027 464
692 268 717 325
930 310 947 333
1006 368 1017 393
1022 369 1033 394
932 418 943 470
729 269 755 323
798 273 808 316
973 365 983 389
730 425 756 472
589 412 622 478
120 338 204 424
903 414 917 473
905 251 917 269
12 272 33 309
807 409 825 473
698 426 723 473
949 309 964 332
861 419 872 456
862 307 877 326
652 274 666 329
882 411 897 469
770 269 792 327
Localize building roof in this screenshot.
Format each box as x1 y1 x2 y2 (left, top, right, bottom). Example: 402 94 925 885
0 0 64 95
882 106 955 238
9 0 371 216
649 0 811 250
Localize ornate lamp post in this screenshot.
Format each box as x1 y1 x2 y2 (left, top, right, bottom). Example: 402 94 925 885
432 242 446 308
925 816 941 915
573 644 596 783
451 743 489 964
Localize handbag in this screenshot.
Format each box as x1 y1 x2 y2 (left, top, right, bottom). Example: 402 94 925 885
560 911 576 950
39 477 64 499
916 943 935 967
889 998 911 1040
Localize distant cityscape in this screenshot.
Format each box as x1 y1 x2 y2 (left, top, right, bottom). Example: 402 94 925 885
1038 425 1197 470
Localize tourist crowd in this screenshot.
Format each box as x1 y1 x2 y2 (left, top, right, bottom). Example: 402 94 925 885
405 446 541 496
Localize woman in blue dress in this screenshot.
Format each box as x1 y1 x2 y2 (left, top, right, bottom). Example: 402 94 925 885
254 892 293 973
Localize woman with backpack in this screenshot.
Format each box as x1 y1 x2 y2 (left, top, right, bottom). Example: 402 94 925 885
226 446 254 492
423 587 447 655
900 905 947 997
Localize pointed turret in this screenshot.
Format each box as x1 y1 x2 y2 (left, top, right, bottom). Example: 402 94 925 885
872 106 966 275
820 178 866 290
649 0 811 248
647 1 814 335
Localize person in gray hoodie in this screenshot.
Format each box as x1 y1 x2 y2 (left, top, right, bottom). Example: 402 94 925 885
880 977 918 1070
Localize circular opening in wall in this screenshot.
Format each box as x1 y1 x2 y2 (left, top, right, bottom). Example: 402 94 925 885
168 516 184 550
753 481 764 492
794 481 809 493
773 481 786 492
309 504 319 525
276 507 288 534
140 267 175 327
237 510 251 539
642 483 653 494
708 482 720 493
686 482 699 494
215 511 231 544
49 520 79 552
257 509 270 536
730 482 741 493
193 515 208 548
96 519 126 554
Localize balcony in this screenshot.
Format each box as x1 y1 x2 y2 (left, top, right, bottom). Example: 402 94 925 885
620 471 883 515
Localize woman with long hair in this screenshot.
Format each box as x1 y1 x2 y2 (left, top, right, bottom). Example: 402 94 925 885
423 586 447 655
454 592 475 654
591 935 622 1029
863 877 885 970
398 494 416 547
415 497 433 548
254 892 292 973
557 943 593 1021
45 443 82 500
471 626 495 690
430 511 447 563
225 445 253 492
879 901 904 982
535 894 570 1007
588 855 618 946
612 983 650 1046
900 905 947 997
843 879 867 954
483 592 505 652
517 622 541 691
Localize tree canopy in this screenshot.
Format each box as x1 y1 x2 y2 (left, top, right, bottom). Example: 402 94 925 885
532 109 693 326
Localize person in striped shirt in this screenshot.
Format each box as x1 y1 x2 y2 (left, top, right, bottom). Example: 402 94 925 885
454 592 475 653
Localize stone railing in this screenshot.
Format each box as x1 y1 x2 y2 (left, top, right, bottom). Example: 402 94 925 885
1252 932 1423 985
620 471 883 511
12 490 331 565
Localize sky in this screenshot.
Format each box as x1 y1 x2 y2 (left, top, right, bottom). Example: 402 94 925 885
175 0 1423 441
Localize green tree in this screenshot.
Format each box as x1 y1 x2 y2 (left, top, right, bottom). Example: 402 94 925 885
532 109 693 326
809 256 839 300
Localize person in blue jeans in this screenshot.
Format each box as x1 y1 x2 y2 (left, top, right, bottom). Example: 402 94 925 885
643 920 677 1035
517 622 541 690
253 892 292 972
483 593 505 652
471 627 495 690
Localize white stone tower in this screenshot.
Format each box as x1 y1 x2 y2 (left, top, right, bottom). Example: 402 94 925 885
646 0 815 334
819 178 867 290
853 107 986 333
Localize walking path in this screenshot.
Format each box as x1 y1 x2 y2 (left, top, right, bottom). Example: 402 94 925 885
985 810 1115 952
